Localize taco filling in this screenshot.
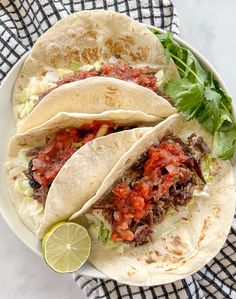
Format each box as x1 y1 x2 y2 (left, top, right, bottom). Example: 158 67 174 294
18 121 133 206
17 60 168 119
39 60 159 100
86 133 210 246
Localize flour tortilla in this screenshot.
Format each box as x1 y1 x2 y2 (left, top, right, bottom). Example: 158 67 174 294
18 77 176 133
70 114 235 286
13 10 179 122
6 111 153 239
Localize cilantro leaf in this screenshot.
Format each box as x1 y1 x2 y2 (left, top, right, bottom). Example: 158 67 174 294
217 125 236 159
152 29 235 159
164 78 203 115
153 30 207 84
196 87 222 134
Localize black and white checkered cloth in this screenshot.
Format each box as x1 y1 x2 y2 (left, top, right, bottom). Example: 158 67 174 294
0 1 235 298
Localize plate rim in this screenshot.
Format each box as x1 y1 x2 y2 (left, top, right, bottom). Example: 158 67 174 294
0 24 235 282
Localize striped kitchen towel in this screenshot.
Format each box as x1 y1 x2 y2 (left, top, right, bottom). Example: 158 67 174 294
0 1 235 299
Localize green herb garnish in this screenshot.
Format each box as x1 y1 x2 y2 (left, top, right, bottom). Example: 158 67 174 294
152 29 236 159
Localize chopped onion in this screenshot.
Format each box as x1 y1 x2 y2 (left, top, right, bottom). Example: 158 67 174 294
95 124 109 137
44 71 60 84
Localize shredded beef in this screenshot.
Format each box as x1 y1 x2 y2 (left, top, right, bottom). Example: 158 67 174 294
178 167 192 184
195 136 210 156
164 135 194 156
192 157 206 183
33 186 48 206
24 124 129 206
187 133 197 147
38 61 166 104
112 126 135 133
188 133 210 158
26 147 41 157
24 159 48 205
122 154 147 185
150 181 193 224
152 201 168 223
92 133 209 246
29 179 41 189
39 70 100 101
173 182 194 206
24 159 41 189
133 225 152 246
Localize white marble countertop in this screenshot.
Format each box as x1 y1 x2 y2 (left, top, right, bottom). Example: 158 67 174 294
0 1 235 298
175 0 236 103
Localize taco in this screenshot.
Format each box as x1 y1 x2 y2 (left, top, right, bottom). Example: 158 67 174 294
13 10 179 122
18 77 176 133
5 110 154 239
70 114 235 286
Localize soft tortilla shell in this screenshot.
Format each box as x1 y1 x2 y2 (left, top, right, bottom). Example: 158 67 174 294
17 77 176 133
10 110 158 156
71 114 235 286
6 111 152 239
13 10 178 122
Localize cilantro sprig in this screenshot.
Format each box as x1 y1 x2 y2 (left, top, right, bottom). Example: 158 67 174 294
152 30 236 160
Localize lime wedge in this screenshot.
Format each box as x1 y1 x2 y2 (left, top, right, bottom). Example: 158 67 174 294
42 222 91 273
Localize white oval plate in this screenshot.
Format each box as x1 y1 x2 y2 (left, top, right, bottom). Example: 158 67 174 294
0 26 235 280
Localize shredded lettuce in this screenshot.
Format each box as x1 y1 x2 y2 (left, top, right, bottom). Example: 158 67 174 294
16 88 31 104
201 155 213 183
28 77 48 95
17 76 48 118
17 61 104 118
9 149 33 196
57 68 73 78
100 222 110 243
6 149 45 223
8 149 32 195
7 148 31 178
57 61 102 78
86 211 129 253
79 61 102 71
18 97 38 118
17 78 43 103
15 179 33 196
70 62 80 72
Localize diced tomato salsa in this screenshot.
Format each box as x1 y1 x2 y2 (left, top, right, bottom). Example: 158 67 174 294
39 61 158 100
111 139 191 242
57 70 100 87
30 121 113 188
102 61 158 92
39 71 100 100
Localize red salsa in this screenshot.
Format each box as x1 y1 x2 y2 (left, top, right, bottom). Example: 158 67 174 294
102 61 158 91
26 121 126 205
109 137 205 243
39 61 158 100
